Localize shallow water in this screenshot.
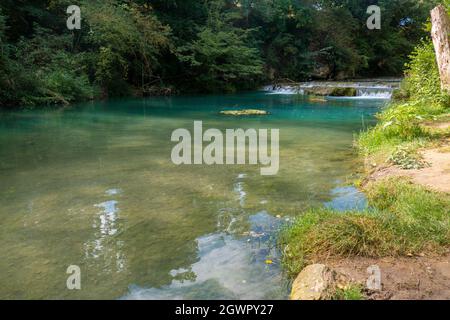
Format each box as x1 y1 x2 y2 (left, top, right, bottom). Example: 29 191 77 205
0 92 385 299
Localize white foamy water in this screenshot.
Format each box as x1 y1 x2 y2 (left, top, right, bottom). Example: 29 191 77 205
263 81 396 99
263 85 303 95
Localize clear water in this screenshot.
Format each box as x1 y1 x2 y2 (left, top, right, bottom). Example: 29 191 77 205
0 92 385 299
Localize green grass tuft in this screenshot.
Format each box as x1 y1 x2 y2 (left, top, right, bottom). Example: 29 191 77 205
279 179 450 277
332 285 365 300
357 41 450 157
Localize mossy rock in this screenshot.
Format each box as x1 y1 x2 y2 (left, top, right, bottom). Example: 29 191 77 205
308 96 327 103
305 87 357 97
219 109 269 116
329 87 357 97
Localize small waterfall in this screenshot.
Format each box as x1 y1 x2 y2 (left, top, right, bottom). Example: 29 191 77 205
355 87 393 99
263 80 399 99
263 85 301 95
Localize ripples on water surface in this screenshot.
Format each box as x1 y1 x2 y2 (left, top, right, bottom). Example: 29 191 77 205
0 92 385 299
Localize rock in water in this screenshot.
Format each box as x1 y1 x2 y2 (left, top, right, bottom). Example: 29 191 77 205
330 87 357 97
220 109 268 116
305 87 357 97
290 264 350 300
308 96 327 103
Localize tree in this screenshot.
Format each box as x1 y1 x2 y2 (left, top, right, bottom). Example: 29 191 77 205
177 1 263 92
81 0 171 96
431 4 450 92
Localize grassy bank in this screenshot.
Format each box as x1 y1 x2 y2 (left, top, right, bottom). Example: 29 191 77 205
280 41 450 278
358 42 450 161
280 179 450 277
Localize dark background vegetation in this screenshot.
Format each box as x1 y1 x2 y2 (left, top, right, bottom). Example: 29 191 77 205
0 0 439 107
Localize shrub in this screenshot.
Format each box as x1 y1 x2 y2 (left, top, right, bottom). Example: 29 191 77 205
387 145 429 170
358 41 449 155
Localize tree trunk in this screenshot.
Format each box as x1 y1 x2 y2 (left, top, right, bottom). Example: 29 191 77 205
431 5 450 92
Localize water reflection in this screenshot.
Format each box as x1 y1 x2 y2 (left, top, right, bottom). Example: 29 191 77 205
84 191 127 273
325 186 367 211
121 212 285 300
0 93 382 299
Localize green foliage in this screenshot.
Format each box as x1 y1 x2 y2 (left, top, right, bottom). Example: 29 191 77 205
388 145 429 170
82 0 171 95
403 42 445 104
279 179 450 277
0 0 172 106
332 285 365 301
310 5 365 79
0 23 95 106
177 26 263 92
0 0 441 106
358 40 450 155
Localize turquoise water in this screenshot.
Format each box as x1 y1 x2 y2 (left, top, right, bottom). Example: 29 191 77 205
0 92 385 299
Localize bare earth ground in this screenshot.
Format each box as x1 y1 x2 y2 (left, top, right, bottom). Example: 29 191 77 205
326 253 450 300
367 138 450 193
351 127 450 299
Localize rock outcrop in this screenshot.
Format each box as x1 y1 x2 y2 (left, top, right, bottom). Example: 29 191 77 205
304 87 357 97
290 264 351 300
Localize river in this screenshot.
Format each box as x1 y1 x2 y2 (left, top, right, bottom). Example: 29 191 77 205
0 91 386 299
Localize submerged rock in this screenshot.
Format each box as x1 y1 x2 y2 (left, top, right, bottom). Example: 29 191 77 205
308 96 327 103
290 264 351 300
220 109 269 116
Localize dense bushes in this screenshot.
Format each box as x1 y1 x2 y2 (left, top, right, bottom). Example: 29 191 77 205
177 27 263 92
0 0 440 107
0 1 171 107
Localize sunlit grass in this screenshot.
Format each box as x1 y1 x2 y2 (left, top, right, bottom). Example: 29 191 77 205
279 178 450 277
332 284 365 300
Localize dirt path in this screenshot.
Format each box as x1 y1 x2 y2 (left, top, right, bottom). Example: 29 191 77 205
352 130 450 299
326 253 450 300
368 139 450 193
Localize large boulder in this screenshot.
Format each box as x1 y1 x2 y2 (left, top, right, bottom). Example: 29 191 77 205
290 264 350 300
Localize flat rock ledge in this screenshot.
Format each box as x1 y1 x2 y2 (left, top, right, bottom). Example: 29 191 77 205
290 264 351 300
219 109 269 116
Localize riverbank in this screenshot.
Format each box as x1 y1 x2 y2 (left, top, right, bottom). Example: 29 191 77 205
281 177 450 300
327 252 450 300
280 41 450 300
